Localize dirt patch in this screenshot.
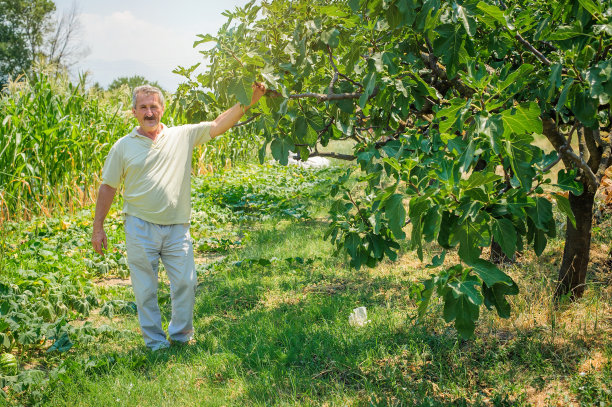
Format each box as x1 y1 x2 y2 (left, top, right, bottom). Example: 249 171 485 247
95 277 131 287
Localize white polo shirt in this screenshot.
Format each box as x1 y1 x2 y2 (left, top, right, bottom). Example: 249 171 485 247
101 122 212 225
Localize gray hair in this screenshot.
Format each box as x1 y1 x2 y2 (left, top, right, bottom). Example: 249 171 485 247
132 85 165 109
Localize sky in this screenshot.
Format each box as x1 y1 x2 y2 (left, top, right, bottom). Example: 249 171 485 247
53 0 250 91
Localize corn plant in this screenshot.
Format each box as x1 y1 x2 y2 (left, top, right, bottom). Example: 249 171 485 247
0 71 132 222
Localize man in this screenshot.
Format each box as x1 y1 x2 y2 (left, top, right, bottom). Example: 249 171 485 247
91 83 266 350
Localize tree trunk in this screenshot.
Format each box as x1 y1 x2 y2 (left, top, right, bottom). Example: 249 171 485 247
555 189 596 300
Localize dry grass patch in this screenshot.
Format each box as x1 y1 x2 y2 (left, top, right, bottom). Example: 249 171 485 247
260 289 304 309
526 380 577 407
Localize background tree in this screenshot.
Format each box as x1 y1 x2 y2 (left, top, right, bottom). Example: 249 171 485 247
175 0 611 337
44 0 89 69
107 75 164 92
0 0 55 85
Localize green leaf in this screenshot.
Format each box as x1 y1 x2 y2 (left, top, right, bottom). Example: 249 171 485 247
433 24 466 79
293 116 308 142
193 33 216 47
466 258 514 287
534 228 547 256
47 333 73 353
483 281 519 318
500 102 542 137
492 218 517 259
555 169 583 195
321 28 340 48
552 193 576 228
455 4 476 37
577 0 601 17
397 0 417 26
0 333 10 349
360 71 377 108
546 25 584 40
409 197 430 259
344 232 360 259
438 211 459 249
555 78 574 111
546 64 563 101
437 98 467 134
504 134 536 190
476 2 506 27
258 141 268 164
426 251 446 268
228 76 254 107
417 278 435 318
270 137 295 165
385 194 406 239
497 65 534 95
422 206 442 242
261 71 280 90
454 220 489 263
443 281 480 339
571 92 598 127
525 196 553 231
449 276 483 306
463 171 502 189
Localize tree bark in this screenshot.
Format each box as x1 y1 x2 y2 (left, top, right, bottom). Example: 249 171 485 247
555 188 596 300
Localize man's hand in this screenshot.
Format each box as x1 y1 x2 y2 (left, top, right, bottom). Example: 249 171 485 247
210 82 268 138
91 183 116 256
91 226 108 256
250 82 266 107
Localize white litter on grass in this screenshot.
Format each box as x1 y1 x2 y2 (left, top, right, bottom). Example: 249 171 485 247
269 152 331 169
287 154 330 169
349 306 371 327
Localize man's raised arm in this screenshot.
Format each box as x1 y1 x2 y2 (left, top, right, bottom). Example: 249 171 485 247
210 82 266 139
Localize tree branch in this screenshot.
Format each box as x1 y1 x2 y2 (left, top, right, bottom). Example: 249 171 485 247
266 88 379 102
562 149 599 192
541 120 577 173
542 115 572 168
514 32 552 66
327 46 339 95
578 126 588 161
308 151 356 161
584 127 602 168
233 113 261 127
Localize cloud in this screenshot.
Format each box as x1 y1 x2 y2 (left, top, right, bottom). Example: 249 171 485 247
77 11 201 88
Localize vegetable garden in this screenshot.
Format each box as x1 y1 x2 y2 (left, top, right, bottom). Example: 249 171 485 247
1 0 611 405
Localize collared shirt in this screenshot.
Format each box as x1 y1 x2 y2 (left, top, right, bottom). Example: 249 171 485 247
101 122 212 225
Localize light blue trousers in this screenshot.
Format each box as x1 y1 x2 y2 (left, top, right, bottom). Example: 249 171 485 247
124 215 197 350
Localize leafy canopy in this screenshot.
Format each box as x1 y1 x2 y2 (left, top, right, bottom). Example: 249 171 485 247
176 0 611 338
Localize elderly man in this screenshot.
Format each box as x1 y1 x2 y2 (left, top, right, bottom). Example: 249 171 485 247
92 83 266 350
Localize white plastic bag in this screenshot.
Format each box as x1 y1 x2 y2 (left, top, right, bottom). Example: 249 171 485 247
349 306 370 327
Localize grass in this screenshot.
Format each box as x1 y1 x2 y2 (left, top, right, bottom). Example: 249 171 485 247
1 163 611 406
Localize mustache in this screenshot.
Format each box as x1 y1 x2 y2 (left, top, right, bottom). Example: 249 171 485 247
144 115 156 120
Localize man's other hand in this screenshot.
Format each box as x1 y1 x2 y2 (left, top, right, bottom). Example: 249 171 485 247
91 227 108 256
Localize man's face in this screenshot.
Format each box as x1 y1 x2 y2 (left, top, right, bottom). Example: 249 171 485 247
132 92 164 131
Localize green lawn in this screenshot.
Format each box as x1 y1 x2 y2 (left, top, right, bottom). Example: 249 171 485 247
0 163 610 406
